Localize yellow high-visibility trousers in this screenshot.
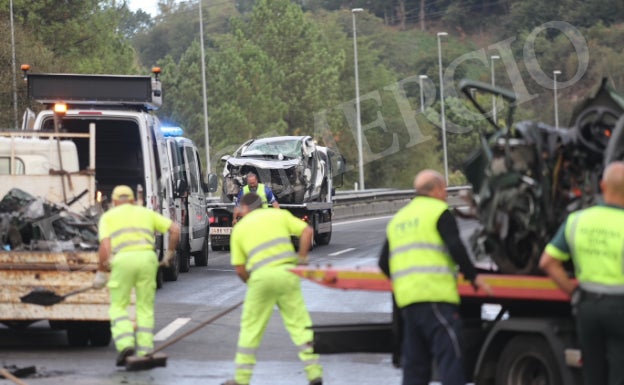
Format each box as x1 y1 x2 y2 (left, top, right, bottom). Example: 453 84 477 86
234 265 323 385
108 250 158 356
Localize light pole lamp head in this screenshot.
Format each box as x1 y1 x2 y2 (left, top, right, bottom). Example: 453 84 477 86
419 75 428 79
437 32 448 37
553 70 562 76
491 55 500 61
352 8 363 13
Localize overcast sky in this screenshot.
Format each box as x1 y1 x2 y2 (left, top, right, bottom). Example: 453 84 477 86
127 1 159 16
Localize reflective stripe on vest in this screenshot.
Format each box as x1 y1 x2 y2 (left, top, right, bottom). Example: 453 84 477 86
243 183 269 208
565 205 624 290
110 227 155 254
104 205 156 255
388 196 459 307
247 236 296 272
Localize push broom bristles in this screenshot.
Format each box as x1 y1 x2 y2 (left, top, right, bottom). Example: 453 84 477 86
125 353 168 371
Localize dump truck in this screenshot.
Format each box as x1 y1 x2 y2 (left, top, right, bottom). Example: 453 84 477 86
0 67 181 346
0 129 110 346
206 136 345 250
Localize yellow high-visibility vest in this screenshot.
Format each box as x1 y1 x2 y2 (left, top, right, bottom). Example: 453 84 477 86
387 196 459 307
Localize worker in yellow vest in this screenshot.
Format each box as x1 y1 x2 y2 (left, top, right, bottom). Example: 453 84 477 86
540 161 624 385
232 172 279 224
378 170 491 385
222 192 322 385
93 185 180 367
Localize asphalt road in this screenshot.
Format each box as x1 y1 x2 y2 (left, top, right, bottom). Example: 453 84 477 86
1 215 405 385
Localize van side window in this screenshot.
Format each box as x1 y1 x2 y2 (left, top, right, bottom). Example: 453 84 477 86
195 149 206 191
184 146 199 193
0 157 25 175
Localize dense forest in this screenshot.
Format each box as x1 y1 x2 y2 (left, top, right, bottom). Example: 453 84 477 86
2 0 624 188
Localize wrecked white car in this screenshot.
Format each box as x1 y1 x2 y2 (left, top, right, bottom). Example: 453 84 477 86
220 136 339 204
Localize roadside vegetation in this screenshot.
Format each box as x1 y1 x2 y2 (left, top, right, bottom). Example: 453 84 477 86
1 0 624 187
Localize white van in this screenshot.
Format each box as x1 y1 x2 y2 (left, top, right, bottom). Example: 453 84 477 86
162 127 209 272
25 71 179 285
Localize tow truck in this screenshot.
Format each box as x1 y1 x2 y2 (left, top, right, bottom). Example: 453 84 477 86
292 266 582 385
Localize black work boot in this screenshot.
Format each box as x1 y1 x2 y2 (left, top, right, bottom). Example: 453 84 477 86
116 347 135 367
309 378 323 385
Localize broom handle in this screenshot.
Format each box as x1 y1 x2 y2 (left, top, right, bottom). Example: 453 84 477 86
151 300 244 355
63 285 95 298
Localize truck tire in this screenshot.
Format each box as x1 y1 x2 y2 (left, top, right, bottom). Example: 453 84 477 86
314 228 332 246
495 335 563 385
66 324 89 347
66 321 111 347
88 322 111 347
193 236 209 267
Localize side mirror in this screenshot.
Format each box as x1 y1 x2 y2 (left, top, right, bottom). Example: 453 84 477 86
207 173 219 193
175 179 188 197
220 155 231 163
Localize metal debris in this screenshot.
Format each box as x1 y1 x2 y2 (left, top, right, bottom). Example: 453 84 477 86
0 189 98 252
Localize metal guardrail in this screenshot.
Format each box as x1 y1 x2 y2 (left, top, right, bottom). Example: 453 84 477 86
331 186 472 220
333 185 472 205
206 186 473 221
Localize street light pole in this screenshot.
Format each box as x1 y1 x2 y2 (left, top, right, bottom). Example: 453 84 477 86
419 75 427 113
352 8 364 190
10 0 18 128
553 70 561 129
199 0 211 175
490 55 500 124
437 32 448 185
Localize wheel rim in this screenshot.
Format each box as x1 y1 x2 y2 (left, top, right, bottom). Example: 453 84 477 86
508 354 550 385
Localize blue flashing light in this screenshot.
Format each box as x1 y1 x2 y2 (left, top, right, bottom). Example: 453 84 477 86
161 126 184 137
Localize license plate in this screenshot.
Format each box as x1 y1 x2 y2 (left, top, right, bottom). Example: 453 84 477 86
210 227 232 235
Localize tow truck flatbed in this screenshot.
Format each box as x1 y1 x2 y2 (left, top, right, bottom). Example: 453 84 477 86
290 266 572 302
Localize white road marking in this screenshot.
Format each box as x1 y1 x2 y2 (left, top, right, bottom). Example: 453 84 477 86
154 317 191 341
328 248 356 256
334 215 393 226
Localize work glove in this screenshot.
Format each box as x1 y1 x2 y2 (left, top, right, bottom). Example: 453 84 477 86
92 271 108 289
159 249 175 268
297 255 309 266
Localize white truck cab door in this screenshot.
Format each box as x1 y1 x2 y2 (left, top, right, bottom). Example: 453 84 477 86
183 145 208 252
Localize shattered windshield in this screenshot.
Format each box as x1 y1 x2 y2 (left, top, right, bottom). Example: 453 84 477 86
241 139 302 159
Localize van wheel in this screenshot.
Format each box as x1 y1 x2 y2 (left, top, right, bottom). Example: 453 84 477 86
156 267 164 289
163 250 180 281
193 236 209 266
495 335 563 385
179 249 190 273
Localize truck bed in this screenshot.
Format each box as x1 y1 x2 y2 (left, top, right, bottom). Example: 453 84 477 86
0 251 110 321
